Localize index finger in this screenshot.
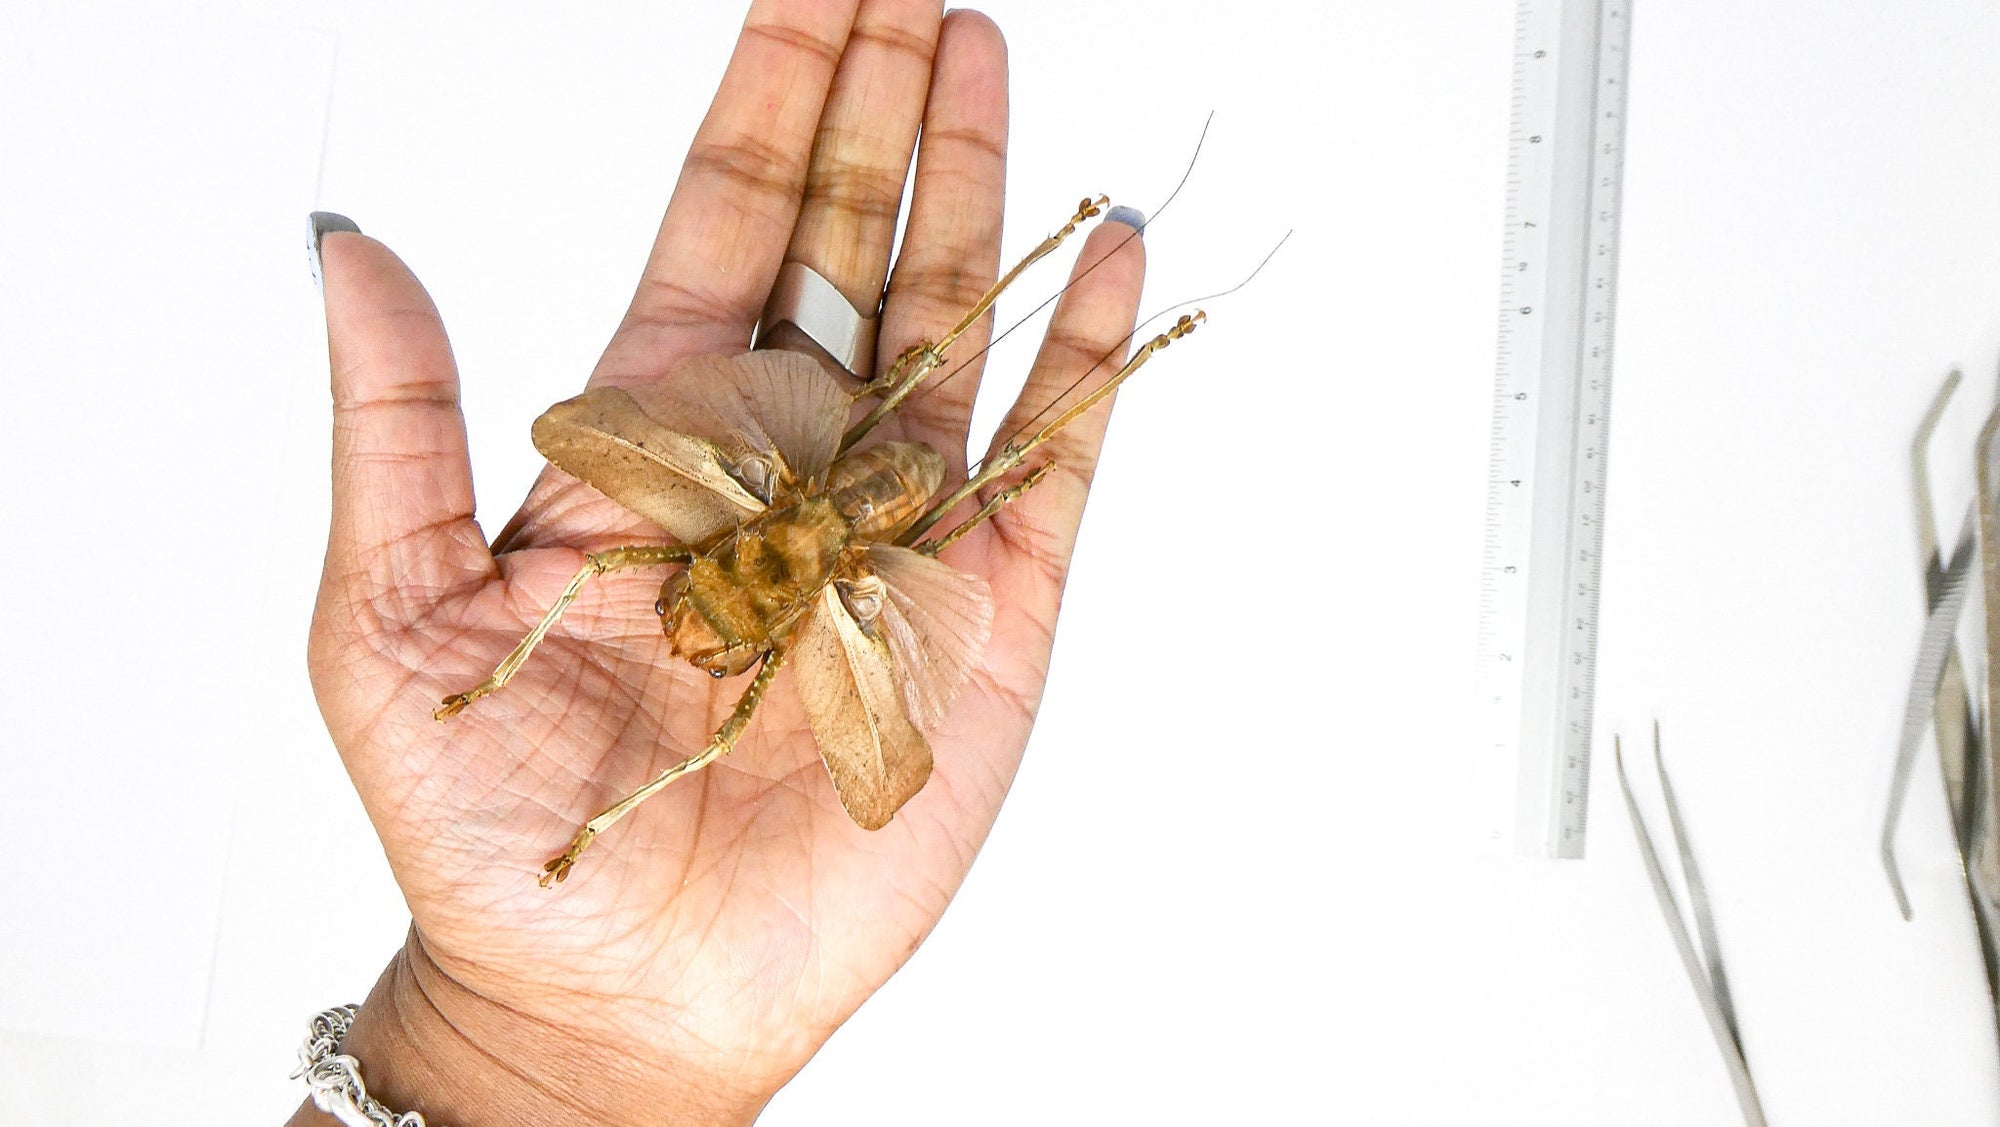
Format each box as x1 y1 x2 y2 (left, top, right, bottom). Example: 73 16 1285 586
605 0 862 371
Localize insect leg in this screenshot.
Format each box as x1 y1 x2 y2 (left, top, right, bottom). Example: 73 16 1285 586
839 195 1109 453
900 312 1204 544
434 544 691 719
540 645 791 886
914 461 1057 556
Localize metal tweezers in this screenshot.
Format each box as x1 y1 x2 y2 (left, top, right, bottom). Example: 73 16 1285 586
1884 369 2000 1043
1617 725 1766 1126
1621 370 2000 1124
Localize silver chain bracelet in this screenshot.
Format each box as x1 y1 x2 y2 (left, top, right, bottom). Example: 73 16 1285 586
294 1005 444 1127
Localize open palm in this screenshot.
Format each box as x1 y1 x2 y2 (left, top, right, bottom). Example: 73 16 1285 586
304 3 1144 1122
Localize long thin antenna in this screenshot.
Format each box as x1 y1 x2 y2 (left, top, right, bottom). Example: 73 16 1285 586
901 114 1215 412
968 229 1291 478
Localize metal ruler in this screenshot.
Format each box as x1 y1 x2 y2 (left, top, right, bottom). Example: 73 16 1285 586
1475 0 1632 858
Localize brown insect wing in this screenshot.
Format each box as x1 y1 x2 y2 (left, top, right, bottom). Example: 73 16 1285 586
791 585 933 829
532 386 764 545
866 544 993 731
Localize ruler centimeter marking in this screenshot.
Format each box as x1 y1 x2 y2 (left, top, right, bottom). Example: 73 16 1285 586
1475 0 1631 858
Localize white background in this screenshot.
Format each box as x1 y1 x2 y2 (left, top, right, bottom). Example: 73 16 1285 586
1 1 1998 1123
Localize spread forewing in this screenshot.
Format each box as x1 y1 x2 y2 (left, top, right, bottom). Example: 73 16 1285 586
649 353 848 489
866 545 994 731
532 387 765 545
792 585 933 829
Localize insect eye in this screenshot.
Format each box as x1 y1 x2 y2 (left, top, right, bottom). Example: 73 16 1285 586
709 667 726 679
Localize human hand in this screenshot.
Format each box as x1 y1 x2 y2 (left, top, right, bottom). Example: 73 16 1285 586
300 2 1145 1123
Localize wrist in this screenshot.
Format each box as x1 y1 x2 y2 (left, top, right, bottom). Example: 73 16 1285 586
287 929 769 1127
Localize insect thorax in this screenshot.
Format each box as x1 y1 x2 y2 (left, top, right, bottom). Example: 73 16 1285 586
661 496 847 675
660 442 943 677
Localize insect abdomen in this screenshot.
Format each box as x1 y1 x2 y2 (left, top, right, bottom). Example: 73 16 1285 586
826 442 944 539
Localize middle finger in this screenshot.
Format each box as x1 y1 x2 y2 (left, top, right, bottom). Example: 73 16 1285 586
759 0 944 375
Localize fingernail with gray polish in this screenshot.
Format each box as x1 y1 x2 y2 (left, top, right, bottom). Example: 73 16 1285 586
1105 205 1146 235
308 211 361 295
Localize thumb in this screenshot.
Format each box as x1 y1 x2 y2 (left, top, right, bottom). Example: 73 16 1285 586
314 213 492 622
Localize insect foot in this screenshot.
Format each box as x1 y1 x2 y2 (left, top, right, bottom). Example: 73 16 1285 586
433 693 477 721
539 827 598 888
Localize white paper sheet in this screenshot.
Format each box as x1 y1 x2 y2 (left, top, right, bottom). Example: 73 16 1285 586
2 3 1998 1123
0 9 335 1050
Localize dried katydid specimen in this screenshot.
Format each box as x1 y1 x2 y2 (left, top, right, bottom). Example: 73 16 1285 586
436 197 1202 885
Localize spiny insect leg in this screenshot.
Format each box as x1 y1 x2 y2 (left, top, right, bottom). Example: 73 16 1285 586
840 194 1109 453
434 544 692 720
852 340 926 401
901 311 1205 544
915 461 1057 556
541 646 790 886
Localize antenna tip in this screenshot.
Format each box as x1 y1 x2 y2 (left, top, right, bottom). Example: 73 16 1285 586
1105 205 1146 235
